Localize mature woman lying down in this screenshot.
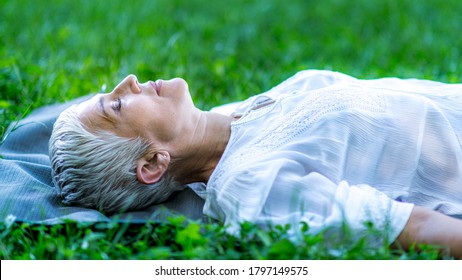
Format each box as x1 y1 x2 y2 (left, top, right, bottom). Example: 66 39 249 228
49 70 462 258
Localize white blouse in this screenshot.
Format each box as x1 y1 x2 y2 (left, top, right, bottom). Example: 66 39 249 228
203 70 462 246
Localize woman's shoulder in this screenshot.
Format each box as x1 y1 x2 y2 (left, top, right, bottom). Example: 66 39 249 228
263 69 357 97
210 70 357 117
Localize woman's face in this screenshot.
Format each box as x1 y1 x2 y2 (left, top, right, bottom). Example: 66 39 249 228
77 74 199 145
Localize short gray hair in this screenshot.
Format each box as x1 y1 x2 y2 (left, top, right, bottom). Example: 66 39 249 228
49 104 183 214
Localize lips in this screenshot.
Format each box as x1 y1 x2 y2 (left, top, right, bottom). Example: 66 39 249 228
155 80 163 95
149 80 162 96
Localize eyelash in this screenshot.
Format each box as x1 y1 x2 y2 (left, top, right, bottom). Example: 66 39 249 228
112 98 122 111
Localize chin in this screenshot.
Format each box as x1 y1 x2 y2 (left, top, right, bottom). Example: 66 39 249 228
168 78 190 98
170 77 188 89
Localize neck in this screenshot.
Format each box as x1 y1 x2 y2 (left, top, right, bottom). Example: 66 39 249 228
169 110 233 185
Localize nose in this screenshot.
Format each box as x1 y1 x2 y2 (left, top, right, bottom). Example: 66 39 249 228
113 74 141 94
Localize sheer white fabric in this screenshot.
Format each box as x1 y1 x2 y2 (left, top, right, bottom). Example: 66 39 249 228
204 70 462 245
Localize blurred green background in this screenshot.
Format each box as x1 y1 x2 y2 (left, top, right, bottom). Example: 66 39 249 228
1 0 461 137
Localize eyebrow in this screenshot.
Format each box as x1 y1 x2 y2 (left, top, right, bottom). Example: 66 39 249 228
98 95 109 119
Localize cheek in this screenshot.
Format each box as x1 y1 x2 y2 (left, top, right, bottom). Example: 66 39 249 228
118 109 150 138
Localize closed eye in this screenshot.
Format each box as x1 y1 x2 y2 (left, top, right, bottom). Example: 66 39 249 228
112 97 122 111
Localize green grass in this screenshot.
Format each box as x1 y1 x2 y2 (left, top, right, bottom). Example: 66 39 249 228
0 217 446 260
1 0 461 259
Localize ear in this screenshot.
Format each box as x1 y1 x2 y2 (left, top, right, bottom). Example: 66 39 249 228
136 151 170 184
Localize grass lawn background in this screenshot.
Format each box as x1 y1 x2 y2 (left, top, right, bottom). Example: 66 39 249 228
1 0 461 259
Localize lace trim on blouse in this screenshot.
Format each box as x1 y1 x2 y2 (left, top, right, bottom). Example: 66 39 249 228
209 84 387 189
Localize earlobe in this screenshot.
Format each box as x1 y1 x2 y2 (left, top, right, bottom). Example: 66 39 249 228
136 152 170 184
